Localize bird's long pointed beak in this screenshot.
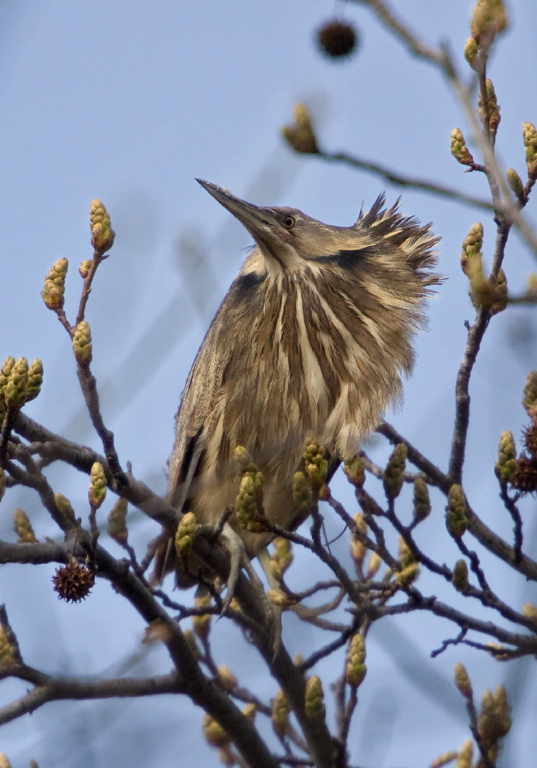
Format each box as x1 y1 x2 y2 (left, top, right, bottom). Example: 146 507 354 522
196 179 273 240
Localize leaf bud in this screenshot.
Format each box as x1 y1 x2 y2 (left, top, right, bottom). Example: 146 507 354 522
446 485 467 538
412 477 431 523
41 258 68 310
89 199 115 254
107 497 129 545
89 461 107 510
304 676 325 721
383 443 407 500
452 559 469 592
72 321 93 366
271 689 291 738
13 509 37 544
450 128 474 166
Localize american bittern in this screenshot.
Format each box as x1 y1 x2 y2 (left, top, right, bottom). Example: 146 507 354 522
154 180 439 588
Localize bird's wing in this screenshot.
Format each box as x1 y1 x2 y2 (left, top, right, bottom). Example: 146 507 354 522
166 319 230 510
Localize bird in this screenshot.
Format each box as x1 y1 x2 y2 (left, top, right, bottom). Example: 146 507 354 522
153 179 440 589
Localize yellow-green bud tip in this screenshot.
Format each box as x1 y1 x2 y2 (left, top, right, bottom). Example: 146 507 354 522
72 321 93 366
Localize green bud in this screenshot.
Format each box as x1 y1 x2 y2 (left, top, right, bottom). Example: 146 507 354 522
463 37 479 69
452 559 469 592
107 497 129 545
456 739 473 768
446 485 467 538
454 662 473 700
450 128 474 166
395 562 419 588
174 511 197 557
304 432 328 491
522 122 537 178
346 633 367 688
72 321 93 366
282 103 319 155
202 713 229 749
271 689 291 738
89 199 115 254
89 461 107 509
25 359 43 403
13 508 37 543
343 455 365 487
523 371 537 420
235 467 265 532
304 676 325 721
41 258 68 310
78 259 93 279
494 430 517 482
55 492 77 525
506 168 525 204
412 477 431 523
478 79 500 138
4 358 29 409
292 471 313 510
383 443 407 500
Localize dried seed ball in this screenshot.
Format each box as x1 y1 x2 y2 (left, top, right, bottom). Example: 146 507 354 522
52 562 95 602
317 20 358 60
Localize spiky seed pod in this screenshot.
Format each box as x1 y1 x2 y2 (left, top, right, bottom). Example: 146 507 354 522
78 259 93 279
395 562 419 588
174 511 197 557
13 509 37 544
52 561 95 602
41 257 68 310
506 168 525 204
89 199 115 254
524 420 537 462
494 430 517 481
522 122 537 178
446 485 467 538
345 633 367 688
383 443 407 500
72 321 93 366
292 471 313 511
412 477 431 523
304 433 328 492
271 689 291 738
0 627 14 667
305 676 325 721
271 536 293 573
523 371 537 420
4 357 29 409
343 455 365 487
478 79 501 138
464 37 479 69
202 713 229 749
89 461 107 510
450 128 474 166
282 103 319 154
192 594 212 639
510 455 537 493
456 739 474 768
470 0 508 46
452 559 469 592
55 492 77 526
25 359 43 403
454 662 473 700
107 497 129 545
316 19 358 60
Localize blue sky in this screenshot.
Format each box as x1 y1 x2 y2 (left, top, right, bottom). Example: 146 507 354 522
1 2 537 766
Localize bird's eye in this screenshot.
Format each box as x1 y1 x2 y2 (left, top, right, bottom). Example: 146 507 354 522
282 215 296 228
